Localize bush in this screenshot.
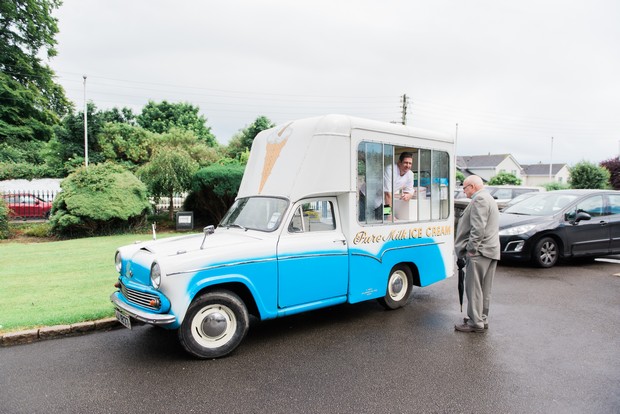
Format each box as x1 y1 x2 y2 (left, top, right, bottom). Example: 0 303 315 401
600 157 620 190
50 162 151 237
488 172 521 185
569 161 610 189
0 161 58 180
0 197 10 239
543 182 570 191
185 163 245 225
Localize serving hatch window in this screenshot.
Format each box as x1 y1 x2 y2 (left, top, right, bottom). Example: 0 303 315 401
357 142 450 224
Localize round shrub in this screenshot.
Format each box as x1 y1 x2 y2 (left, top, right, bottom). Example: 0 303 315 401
50 162 151 237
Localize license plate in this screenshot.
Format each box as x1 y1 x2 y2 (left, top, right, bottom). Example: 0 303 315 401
115 309 132 330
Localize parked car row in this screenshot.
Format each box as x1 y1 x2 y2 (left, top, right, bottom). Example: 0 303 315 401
498 189 620 267
454 185 545 226
455 186 620 268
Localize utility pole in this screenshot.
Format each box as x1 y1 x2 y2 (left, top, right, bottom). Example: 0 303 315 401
401 94 408 125
548 136 553 182
83 75 89 167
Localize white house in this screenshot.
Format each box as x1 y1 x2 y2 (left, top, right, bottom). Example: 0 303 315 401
457 154 523 182
521 163 570 186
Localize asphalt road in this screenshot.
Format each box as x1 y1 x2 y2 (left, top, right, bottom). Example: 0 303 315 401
2 259 619 414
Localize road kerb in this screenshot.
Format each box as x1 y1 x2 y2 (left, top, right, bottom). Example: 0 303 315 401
1 318 121 347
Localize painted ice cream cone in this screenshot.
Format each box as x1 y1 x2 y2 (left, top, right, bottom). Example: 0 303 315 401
259 122 292 193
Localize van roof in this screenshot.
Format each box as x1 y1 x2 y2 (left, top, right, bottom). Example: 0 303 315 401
237 114 452 201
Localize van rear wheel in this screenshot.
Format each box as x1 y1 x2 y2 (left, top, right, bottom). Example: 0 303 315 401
179 290 249 359
378 265 413 310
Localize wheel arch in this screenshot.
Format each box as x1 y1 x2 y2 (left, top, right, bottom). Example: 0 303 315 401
396 261 421 287
531 231 566 257
193 282 260 319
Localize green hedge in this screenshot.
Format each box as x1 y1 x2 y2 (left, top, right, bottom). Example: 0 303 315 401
185 163 245 225
0 197 9 239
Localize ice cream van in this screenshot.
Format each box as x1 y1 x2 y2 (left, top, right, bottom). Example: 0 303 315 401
111 114 455 358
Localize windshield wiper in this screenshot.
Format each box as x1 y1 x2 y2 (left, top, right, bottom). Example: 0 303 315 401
227 223 247 231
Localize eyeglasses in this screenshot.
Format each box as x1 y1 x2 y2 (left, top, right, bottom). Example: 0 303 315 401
463 184 473 191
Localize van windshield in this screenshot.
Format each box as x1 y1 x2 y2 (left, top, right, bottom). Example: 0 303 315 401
219 197 289 232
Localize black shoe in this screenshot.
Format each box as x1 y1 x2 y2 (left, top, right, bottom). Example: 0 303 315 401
464 317 488 329
454 323 485 333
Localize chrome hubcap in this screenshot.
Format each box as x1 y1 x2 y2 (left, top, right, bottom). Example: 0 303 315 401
202 311 227 337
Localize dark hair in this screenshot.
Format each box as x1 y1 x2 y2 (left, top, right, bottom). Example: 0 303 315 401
399 152 413 162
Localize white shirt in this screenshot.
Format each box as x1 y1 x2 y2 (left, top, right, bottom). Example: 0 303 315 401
383 162 414 201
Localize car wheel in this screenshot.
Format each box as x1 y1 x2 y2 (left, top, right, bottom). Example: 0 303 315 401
378 265 413 310
532 237 559 268
179 290 249 359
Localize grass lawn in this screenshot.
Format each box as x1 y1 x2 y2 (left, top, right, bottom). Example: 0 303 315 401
0 232 176 333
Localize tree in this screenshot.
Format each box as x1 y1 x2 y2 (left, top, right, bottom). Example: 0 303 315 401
600 156 620 190
456 171 465 185
97 122 155 169
569 161 610 189
137 101 217 146
226 116 275 160
0 0 70 143
137 148 199 220
152 127 221 167
487 172 521 185
49 103 139 175
186 162 245 224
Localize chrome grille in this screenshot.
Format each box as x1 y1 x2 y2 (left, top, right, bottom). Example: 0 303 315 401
120 282 161 311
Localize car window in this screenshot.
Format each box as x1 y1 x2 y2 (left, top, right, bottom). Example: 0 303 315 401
492 189 512 199
514 189 536 197
565 195 605 220
289 200 336 233
503 193 578 216
609 194 620 215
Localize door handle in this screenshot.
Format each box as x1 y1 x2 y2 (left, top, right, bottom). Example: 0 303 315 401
333 239 347 245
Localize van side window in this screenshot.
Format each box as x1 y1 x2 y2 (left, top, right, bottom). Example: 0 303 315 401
288 201 336 233
357 142 450 224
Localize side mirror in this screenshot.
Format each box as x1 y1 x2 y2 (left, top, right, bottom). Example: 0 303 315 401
200 225 215 250
568 211 591 225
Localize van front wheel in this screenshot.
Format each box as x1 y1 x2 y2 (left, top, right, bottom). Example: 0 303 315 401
378 265 413 310
179 290 249 359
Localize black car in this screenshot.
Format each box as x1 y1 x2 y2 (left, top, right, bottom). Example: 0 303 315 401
499 189 620 267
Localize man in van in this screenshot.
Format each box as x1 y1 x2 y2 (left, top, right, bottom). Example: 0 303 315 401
383 152 415 217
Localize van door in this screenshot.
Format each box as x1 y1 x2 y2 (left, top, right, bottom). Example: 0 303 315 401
277 198 348 308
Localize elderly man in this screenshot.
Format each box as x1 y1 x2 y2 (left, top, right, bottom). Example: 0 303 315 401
454 175 500 333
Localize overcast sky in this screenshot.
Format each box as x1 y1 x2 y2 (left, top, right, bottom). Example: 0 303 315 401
48 0 620 165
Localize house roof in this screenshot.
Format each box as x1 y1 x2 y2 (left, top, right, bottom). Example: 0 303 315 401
521 163 567 176
457 154 516 169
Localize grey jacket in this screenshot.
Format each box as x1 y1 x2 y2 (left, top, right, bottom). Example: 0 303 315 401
454 189 501 260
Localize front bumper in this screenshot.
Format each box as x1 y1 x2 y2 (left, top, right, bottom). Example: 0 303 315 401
111 292 176 325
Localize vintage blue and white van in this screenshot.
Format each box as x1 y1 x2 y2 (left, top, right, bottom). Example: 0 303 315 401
111 114 455 358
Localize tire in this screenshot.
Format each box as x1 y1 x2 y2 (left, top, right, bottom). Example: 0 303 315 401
179 290 249 359
377 265 413 310
532 237 559 268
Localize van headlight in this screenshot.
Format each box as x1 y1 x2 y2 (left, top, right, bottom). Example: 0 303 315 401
114 251 122 273
151 262 162 289
499 224 537 236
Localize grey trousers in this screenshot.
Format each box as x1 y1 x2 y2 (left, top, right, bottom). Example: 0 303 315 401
465 255 498 329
